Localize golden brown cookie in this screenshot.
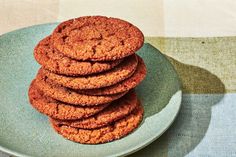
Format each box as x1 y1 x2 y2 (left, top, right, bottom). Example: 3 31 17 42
51 91 138 129
34 70 127 106
41 54 138 89
50 103 144 144
28 80 109 120
51 16 144 61
79 56 146 95
34 36 122 76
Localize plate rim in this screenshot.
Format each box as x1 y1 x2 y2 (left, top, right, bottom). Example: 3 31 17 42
0 23 182 157
0 91 182 157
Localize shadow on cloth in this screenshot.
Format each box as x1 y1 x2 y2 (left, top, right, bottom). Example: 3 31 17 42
129 56 225 157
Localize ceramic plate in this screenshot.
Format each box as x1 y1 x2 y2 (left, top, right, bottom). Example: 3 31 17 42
0 24 182 157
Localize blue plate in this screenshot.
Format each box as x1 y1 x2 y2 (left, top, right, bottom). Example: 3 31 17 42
0 24 182 157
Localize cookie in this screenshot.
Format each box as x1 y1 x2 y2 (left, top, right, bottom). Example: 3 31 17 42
79 56 146 95
34 36 122 76
35 71 127 106
41 54 138 89
50 103 144 144
28 80 109 120
51 16 144 61
51 91 137 129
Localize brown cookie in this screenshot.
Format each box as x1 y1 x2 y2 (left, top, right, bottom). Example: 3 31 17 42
41 54 138 90
51 16 144 61
51 91 138 129
50 103 144 144
79 56 147 95
28 80 109 120
34 36 122 76
34 71 127 106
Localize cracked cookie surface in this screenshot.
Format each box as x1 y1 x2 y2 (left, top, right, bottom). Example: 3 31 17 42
34 36 122 76
50 102 143 144
41 54 138 89
28 80 109 120
51 16 144 61
79 56 146 95
51 91 137 129
35 70 127 105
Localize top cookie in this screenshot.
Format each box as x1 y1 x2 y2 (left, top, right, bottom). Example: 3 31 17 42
51 16 144 61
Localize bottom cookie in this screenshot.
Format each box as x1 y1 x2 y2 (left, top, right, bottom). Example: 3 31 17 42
50 103 144 144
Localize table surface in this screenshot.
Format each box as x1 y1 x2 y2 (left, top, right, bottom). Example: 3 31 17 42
0 0 236 157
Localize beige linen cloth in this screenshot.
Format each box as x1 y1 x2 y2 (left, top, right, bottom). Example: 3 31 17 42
0 0 236 157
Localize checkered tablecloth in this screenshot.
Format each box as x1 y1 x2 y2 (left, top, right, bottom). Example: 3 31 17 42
0 1 236 156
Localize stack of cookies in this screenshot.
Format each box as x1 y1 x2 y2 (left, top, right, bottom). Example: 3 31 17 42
28 16 147 144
